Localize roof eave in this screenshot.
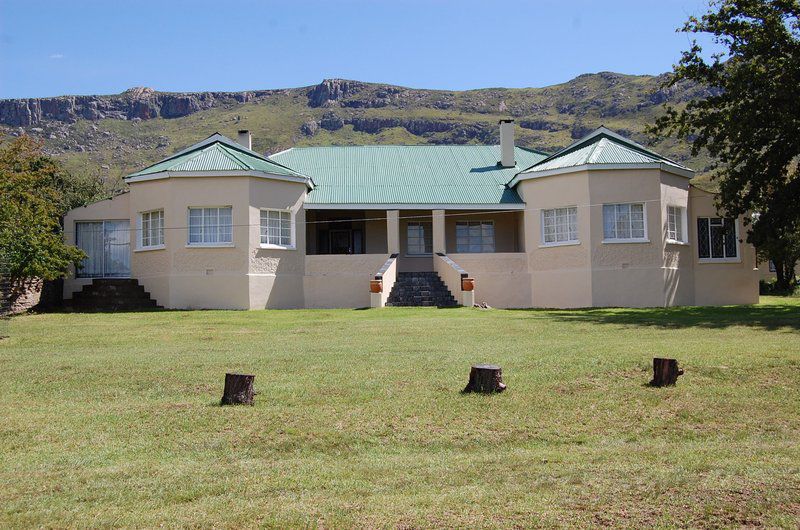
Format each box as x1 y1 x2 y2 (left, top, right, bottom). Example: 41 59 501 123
124 170 315 189
304 202 526 210
508 162 695 187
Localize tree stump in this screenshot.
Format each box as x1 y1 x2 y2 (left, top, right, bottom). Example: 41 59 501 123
463 364 506 393
649 358 684 387
220 373 255 405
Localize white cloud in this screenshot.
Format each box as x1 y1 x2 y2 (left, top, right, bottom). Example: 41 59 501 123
49 53 64 60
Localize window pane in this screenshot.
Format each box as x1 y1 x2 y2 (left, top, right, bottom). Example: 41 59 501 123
723 219 738 258
603 205 615 239
697 218 710 258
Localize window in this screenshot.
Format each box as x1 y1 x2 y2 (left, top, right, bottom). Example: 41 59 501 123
697 217 738 261
456 221 495 253
666 205 686 243
603 203 647 241
769 260 776 273
407 222 432 255
75 220 131 278
541 207 578 245
139 209 164 249
188 207 232 246
260 209 293 248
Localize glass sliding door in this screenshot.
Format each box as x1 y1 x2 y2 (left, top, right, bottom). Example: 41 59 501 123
75 220 131 278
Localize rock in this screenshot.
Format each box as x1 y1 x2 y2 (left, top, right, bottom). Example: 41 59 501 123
519 119 569 132
300 120 319 135
307 79 365 107
319 111 344 131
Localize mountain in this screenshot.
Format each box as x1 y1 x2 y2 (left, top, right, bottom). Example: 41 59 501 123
0 73 714 190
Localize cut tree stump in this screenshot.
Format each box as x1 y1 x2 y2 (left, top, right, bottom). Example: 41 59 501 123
220 373 255 405
649 358 684 387
463 364 506 393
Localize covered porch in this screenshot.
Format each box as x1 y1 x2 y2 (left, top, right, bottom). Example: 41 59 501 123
304 206 529 308
305 207 526 269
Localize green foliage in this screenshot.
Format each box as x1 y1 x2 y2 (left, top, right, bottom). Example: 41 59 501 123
653 0 800 287
0 136 102 281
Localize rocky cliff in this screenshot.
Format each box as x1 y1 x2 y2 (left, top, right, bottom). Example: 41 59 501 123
0 72 713 186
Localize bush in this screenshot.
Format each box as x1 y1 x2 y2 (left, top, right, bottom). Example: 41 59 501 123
760 278 799 296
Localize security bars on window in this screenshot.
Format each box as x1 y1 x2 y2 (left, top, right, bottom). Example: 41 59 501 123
697 217 738 260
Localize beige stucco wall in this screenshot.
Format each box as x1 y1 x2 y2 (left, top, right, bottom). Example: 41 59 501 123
448 252 531 308
248 179 307 309
587 169 667 308
517 171 593 308
304 254 387 308
688 188 759 305
63 193 131 298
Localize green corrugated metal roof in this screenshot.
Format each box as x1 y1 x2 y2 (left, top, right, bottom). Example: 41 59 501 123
516 127 691 177
126 133 306 179
269 145 547 205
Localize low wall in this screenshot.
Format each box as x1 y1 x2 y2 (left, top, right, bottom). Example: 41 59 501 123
447 253 531 308
434 254 467 306
304 254 388 308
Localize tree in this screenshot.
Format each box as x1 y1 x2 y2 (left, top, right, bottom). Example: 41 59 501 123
0 136 103 300
652 0 800 290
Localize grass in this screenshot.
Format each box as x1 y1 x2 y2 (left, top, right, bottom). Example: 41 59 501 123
1 298 798 528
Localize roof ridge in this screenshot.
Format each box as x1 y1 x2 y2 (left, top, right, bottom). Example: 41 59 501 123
213 143 251 171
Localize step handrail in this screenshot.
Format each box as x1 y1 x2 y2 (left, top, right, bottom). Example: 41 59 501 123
434 253 474 307
370 253 398 308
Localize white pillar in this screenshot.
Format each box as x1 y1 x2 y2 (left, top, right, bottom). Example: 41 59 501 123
432 209 446 254
387 210 400 254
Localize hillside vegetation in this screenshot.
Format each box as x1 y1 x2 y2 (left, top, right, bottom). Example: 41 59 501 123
0 73 715 192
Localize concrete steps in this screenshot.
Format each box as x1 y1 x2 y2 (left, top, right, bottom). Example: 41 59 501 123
386 272 458 307
69 279 161 311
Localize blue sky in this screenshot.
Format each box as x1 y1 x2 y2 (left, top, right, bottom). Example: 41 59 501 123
0 0 720 99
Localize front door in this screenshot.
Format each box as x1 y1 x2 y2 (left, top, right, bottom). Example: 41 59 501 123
75 220 131 278
329 229 353 254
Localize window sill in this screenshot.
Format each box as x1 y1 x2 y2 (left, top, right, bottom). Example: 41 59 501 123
259 244 296 250
134 245 165 253
666 240 689 246
185 243 234 249
698 258 741 264
602 239 650 244
539 240 580 249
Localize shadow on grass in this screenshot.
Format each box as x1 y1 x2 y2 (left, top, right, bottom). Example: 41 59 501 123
513 304 800 331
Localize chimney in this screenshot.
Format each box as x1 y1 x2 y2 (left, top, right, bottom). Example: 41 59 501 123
237 130 252 150
499 120 515 167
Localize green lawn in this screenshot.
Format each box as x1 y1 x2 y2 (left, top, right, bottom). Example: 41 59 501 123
1 298 798 528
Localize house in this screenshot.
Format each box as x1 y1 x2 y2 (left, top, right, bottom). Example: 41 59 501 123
62 123 760 309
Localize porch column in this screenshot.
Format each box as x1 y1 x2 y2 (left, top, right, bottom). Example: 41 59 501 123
387 210 400 254
432 209 446 254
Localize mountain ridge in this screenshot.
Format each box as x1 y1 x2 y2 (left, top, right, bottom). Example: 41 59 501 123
0 72 714 188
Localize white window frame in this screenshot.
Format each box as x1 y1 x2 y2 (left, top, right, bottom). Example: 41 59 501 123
406 221 432 256
602 202 649 243
697 217 741 263
259 208 296 250
455 220 496 253
137 209 165 251
540 206 579 247
666 205 688 245
186 206 234 248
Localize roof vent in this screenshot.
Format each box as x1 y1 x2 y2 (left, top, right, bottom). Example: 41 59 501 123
237 130 252 150
499 119 515 168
